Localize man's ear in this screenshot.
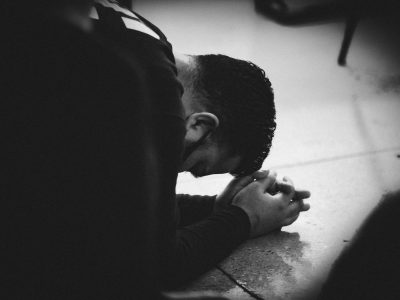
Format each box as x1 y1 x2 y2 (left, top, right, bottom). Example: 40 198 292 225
185 112 219 143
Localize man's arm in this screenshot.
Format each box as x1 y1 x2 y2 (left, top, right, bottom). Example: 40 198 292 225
176 194 216 227
170 205 250 287
166 171 311 288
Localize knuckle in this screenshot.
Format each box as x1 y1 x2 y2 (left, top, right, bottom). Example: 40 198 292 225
269 170 278 178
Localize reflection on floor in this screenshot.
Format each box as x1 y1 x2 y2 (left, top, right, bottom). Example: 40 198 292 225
135 1 400 299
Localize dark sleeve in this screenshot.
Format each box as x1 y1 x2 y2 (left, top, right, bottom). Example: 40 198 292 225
171 206 250 288
176 194 217 227
155 115 250 289
2 18 161 299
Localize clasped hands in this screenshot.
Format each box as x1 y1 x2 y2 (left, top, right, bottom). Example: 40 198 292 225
215 170 311 238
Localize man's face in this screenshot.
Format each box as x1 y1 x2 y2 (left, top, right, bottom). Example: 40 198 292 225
180 138 241 177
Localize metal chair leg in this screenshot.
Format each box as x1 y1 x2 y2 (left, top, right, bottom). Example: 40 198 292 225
338 2 360 66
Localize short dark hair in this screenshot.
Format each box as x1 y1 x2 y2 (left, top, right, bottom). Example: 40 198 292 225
192 54 276 176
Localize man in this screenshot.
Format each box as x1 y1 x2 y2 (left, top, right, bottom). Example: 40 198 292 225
91 0 311 289
3 2 310 299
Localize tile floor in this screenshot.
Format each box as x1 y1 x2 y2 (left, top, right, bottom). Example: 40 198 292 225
135 1 400 298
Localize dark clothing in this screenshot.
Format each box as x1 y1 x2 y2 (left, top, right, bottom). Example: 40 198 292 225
176 194 217 227
1 10 161 299
318 191 400 300
1 3 250 299
92 1 251 288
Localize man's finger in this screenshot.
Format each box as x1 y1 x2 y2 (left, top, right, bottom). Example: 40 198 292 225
286 200 303 217
276 181 295 197
227 175 254 191
294 199 311 212
293 189 311 201
282 213 300 226
267 182 278 195
287 200 310 217
251 170 269 180
300 202 311 211
278 176 295 199
256 170 277 192
218 175 254 206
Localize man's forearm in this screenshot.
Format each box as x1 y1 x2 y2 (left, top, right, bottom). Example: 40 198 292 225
176 194 216 227
162 205 250 288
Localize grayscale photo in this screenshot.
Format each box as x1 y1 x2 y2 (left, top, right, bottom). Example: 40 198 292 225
2 0 400 299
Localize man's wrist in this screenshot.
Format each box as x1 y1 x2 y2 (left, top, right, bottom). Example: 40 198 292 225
231 203 256 237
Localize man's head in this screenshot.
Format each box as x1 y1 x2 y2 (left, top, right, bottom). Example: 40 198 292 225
175 54 276 177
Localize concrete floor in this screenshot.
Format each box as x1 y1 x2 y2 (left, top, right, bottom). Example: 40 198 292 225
135 1 400 299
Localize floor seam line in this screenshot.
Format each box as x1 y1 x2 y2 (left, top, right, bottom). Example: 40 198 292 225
268 146 400 169
216 265 264 300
